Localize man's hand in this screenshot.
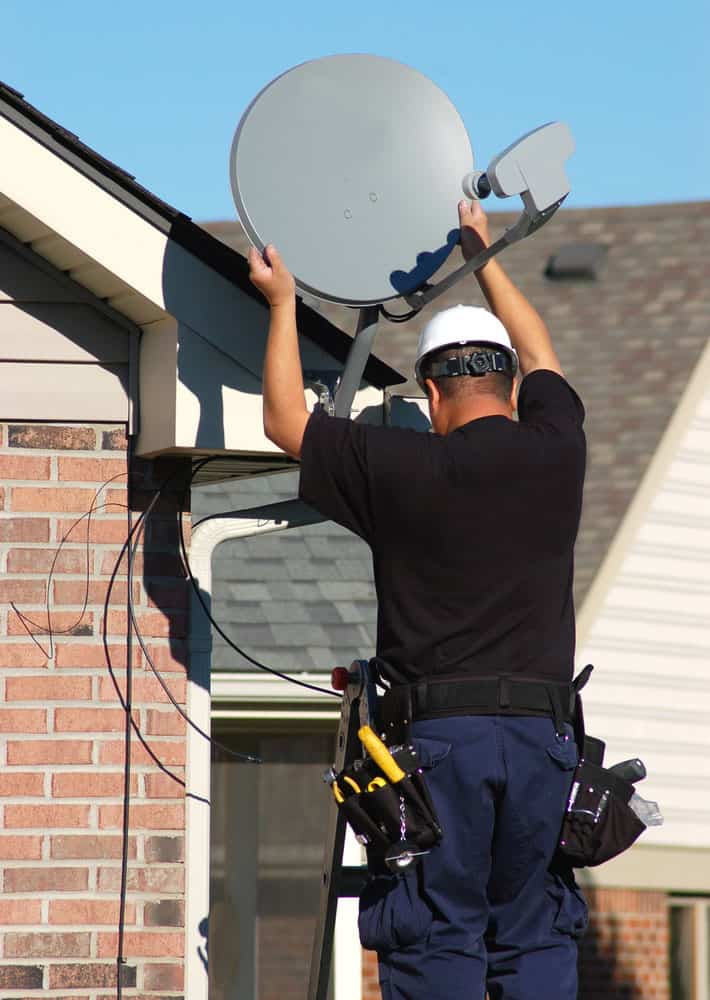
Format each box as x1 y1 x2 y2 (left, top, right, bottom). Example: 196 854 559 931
458 199 491 264
249 245 296 307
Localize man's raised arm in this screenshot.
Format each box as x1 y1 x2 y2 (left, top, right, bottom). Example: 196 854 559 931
249 245 309 459
458 200 563 378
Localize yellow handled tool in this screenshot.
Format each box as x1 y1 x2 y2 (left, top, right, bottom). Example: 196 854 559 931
358 725 406 784
367 776 387 792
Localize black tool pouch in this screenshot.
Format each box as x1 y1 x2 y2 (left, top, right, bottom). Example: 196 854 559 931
559 738 646 867
331 746 443 870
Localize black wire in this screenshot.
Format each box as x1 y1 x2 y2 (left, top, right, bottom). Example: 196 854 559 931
126 481 262 763
116 479 134 1000
182 462 340 699
378 301 421 324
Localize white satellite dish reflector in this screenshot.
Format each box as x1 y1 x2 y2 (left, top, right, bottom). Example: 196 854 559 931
230 54 472 307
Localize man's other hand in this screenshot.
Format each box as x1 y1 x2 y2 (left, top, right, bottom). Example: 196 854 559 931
249 244 296 307
458 200 491 263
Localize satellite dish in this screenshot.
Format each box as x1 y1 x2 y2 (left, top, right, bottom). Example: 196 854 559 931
230 54 472 307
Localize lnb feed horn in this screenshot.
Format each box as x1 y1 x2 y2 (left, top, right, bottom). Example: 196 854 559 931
461 122 575 214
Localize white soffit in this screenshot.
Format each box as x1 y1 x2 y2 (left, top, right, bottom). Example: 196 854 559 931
577 337 710 849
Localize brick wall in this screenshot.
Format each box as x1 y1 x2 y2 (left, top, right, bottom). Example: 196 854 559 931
580 888 670 1000
361 888 671 1000
0 422 190 998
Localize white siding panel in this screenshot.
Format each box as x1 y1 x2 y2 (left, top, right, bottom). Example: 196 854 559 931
578 356 710 850
0 362 128 421
0 304 129 362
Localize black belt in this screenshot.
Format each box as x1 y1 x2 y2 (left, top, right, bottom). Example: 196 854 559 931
378 666 593 743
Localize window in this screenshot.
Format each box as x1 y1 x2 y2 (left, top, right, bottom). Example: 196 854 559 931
669 897 710 1000
209 724 339 1000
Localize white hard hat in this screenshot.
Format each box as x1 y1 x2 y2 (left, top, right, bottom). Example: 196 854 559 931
414 305 517 384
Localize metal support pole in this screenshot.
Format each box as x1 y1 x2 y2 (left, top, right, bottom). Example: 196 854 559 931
334 306 381 418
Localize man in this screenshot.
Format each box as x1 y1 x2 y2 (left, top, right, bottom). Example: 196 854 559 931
248 200 588 1000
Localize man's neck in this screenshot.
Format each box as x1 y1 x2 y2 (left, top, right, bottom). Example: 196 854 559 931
442 398 512 434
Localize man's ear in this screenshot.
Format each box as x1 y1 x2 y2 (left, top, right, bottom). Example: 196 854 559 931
510 377 520 413
424 377 440 410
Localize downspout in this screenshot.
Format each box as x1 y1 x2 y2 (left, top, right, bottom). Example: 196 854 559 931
184 499 324 1000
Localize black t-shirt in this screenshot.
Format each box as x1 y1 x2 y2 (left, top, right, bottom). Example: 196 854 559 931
299 370 586 684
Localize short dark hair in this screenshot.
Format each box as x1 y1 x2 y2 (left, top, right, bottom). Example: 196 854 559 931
420 343 514 404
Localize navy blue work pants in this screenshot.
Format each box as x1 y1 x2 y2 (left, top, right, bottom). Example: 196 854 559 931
358 715 588 1000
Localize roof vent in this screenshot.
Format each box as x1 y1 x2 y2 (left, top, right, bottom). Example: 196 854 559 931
545 243 607 281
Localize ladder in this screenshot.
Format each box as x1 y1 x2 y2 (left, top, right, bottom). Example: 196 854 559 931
307 661 379 1000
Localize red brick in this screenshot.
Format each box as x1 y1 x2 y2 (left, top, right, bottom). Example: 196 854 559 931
0 516 50 541
52 579 129 605
144 772 185 798
97 930 183 958
7 607 93 636
0 898 42 923
0 454 51 479
54 642 126 669
49 899 133 925
7 739 93 764
4 867 88 891
102 427 128 451
98 865 184 894
99 739 185 767
103 609 184 639
0 708 47 732
99 802 184 830
0 484 4 508
0 964 44 988
8 424 96 450
5 803 89 828
55 707 126 732
51 834 136 860
145 709 186 736
144 836 184 863
48 961 133 989
144 898 184 927
57 457 127 483
100 674 187 705
0 835 43 860
0 578 47 602
7 545 86 573
142 643 188 673
100 549 185 578
143 963 184 990
11 486 99 513
52 771 135 798
6 675 92 701
99 548 139 576
0 771 45 796
0 642 49 667
5 931 91 957
57 515 129 544
146 581 189 610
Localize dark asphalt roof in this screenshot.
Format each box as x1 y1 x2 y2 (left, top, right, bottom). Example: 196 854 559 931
195 203 710 674
0 80 403 390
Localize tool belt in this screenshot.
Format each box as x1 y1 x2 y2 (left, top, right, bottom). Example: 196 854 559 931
377 667 588 746
373 662 650 868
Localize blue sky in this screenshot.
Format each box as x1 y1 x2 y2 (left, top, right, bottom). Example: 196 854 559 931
2 0 707 221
